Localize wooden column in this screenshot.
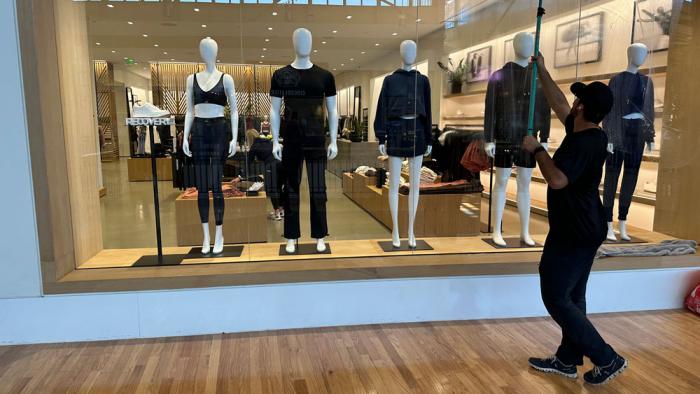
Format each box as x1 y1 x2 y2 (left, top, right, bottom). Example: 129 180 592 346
653 1 700 241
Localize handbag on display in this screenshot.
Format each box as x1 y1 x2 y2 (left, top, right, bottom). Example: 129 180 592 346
460 139 491 173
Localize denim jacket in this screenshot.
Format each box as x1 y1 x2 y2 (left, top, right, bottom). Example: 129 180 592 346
374 69 432 145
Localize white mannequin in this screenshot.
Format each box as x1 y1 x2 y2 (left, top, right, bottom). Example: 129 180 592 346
270 28 339 254
182 37 239 254
379 40 432 249
607 43 652 242
484 32 543 247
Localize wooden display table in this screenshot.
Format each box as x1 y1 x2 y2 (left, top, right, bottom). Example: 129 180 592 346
342 173 353 198
127 157 173 181
175 192 267 246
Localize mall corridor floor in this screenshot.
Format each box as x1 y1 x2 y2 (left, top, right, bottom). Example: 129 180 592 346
0 310 698 393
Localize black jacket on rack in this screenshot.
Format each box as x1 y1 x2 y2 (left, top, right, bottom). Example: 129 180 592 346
484 62 551 144
433 128 483 182
374 69 432 147
602 72 655 147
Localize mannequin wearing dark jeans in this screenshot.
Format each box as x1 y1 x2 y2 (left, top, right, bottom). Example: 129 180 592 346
539 236 616 367
603 119 647 222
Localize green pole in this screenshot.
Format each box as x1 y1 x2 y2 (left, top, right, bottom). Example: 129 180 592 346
527 2 546 137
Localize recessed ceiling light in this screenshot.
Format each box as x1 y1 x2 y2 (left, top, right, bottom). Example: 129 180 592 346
313 49 318 53
127 21 134 25
361 51 366 54
332 30 338 34
350 58 354 61
261 55 265 58
202 24 207 28
265 38 270 42
346 15 352 19
96 42 101 46
123 56 128 60
217 60 220 63
154 44 159 47
341 63 344 66
142 34 148 38
272 11 278 16
322 41 327 44
111 50 116 53
375 43 380 46
171 58 175 61
163 51 168 55
392 32 398 36
107 4 114 8
194 8 200 12
332 68 337 71
259 61 263 64
416 18 422 23
262 48 267 51
267 27 273 31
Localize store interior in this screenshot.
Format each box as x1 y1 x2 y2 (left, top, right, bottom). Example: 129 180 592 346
73 0 674 268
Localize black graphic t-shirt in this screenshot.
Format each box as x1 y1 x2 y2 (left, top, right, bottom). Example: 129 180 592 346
270 64 336 141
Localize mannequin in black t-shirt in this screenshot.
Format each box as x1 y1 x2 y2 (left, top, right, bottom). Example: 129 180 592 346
270 28 339 254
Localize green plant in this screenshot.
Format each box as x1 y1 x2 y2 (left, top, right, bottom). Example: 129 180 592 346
437 58 469 84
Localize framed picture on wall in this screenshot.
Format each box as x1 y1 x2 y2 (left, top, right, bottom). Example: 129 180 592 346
465 46 491 83
633 0 672 52
554 12 604 69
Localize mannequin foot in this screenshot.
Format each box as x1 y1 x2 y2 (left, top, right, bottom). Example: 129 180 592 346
316 238 327 253
521 233 536 247
201 223 211 254
391 230 401 248
285 239 297 254
212 225 224 254
492 232 507 247
606 222 617 242
619 221 631 241
408 233 417 249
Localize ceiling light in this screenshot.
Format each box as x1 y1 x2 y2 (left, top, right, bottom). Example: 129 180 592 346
350 58 354 61
361 51 366 54
171 58 175 61
392 32 398 36
268 27 273 31
217 60 220 63
128 21 134 25
111 50 116 53
96 42 101 46
107 4 114 8
265 38 270 42
313 49 318 53
163 51 168 55
416 18 422 23
272 11 278 16
259 61 263 64
332 30 338 34
261 55 265 58
332 68 337 71
322 41 327 44
123 57 128 60
142 34 148 38
154 44 159 47
341 63 344 66
194 8 200 12
263 48 267 51
202 24 207 28
346 15 352 19
375 43 380 46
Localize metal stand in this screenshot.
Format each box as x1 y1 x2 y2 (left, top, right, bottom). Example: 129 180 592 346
147 123 164 265
487 160 494 233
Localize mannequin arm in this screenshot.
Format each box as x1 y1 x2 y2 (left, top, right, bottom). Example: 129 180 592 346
270 97 283 161
484 142 496 158
182 75 194 157
224 74 238 157
379 144 387 156
607 143 614 154
326 95 339 160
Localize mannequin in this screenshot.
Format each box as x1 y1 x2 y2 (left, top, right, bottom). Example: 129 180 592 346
484 32 550 247
260 115 271 135
375 40 433 248
602 43 655 241
182 37 239 255
270 28 338 254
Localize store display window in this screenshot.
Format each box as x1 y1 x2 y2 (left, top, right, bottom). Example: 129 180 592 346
17 0 696 293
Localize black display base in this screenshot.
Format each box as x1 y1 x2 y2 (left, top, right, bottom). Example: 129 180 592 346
482 237 542 249
132 254 188 267
279 243 332 256
378 240 434 252
604 235 647 245
186 245 244 258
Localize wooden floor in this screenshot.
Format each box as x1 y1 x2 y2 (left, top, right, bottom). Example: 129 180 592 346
0 310 698 393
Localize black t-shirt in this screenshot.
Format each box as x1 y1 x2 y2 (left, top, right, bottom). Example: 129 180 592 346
270 64 336 140
547 115 608 246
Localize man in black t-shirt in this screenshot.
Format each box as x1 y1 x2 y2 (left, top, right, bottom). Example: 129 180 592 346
521 54 628 386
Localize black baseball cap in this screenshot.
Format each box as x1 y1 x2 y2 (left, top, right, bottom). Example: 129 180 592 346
570 81 614 121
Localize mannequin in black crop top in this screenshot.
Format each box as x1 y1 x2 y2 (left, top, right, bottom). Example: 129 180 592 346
193 73 228 106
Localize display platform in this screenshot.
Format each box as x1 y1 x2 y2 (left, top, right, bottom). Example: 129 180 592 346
378 240 433 252
482 237 542 249
279 243 333 256
127 157 173 181
604 235 648 244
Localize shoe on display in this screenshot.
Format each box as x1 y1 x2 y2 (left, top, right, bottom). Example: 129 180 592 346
528 356 578 379
248 182 264 192
584 355 628 385
132 102 170 118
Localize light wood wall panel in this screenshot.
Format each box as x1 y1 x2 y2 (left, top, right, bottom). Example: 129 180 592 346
53 0 103 264
654 1 700 241
93 60 119 161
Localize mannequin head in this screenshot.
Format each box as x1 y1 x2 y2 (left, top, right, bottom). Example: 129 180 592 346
513 32 534 61
199 37 218 64
292 28 313 57
627 43 649 68
400 40 417 67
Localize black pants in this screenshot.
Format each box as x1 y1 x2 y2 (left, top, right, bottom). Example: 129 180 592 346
282 140 328 239
539 237 616 367
191 117 229 226
603 119 646 222
249 138 285 210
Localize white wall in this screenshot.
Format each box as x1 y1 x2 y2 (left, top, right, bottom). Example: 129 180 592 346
0 0 42 299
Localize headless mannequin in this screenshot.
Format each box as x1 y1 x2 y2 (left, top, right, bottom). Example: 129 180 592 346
182 37 239 255
379 40 433 248
270 28 339 254
606 43 653 241
484 32 544 247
